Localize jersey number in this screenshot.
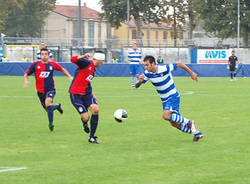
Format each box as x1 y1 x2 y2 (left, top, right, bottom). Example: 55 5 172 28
39 72 50 78
86 75 93 82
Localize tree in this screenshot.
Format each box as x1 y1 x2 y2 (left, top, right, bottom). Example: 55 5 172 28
186 0 201 40
163 0 187 47
0 0 25 31
197 0 250 47
100 0 166 45
1 0 56 37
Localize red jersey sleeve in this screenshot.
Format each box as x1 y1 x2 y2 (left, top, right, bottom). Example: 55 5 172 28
50 61 63 71
71 56 79 63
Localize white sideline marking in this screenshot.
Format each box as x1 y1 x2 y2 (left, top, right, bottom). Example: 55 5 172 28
0 167 27 173
0 96 33 98
182 91 194 95
0 91 195 99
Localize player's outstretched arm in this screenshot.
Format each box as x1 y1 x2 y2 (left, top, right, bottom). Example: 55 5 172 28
177 62 198 82
77 53 91 60
24 73 29 88
61 68 73 81
135 74 145 88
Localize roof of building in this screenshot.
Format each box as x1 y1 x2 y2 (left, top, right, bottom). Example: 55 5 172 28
54 5 100 19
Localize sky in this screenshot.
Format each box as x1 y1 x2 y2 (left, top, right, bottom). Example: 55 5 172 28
56 0 102 12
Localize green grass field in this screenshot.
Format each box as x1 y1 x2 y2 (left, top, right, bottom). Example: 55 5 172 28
0 76 250 184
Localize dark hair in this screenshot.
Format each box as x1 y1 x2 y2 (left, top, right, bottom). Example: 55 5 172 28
95 50 104 54
144 55 156 64
40 48 49 53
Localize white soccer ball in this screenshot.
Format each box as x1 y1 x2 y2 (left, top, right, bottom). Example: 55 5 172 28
113 109 128 122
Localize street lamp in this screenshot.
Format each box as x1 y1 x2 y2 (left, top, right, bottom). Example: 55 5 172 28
78 0 82 47
127 0 130 46
237 0 240 49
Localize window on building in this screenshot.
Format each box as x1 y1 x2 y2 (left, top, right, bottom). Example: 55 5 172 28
98 22 102 47
156 31 159 40
163 31 167 40
179 32 184 40
88 23 94 47
73 21 78 38
132 30 136 39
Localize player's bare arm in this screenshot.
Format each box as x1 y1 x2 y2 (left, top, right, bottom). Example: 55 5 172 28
24 73 29 87
61 68 73 81
177 62 198 82
77 53 91 60
135 74 145 88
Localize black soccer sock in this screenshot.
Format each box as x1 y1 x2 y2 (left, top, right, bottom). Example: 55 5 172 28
47 106 54 125
234 73 236 78
81 118 88 126
90 114 98 138
230 73 233 79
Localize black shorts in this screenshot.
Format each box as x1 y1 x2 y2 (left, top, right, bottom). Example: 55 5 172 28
229 64 236 72
70 93 98 114
37 90 56 109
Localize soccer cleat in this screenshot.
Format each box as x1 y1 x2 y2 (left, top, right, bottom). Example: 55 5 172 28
57 103 63 114
88 136 99 144
193 132 204 142
83 122 90 134
48 124 54 132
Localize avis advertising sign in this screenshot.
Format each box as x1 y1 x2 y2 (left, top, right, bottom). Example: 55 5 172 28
197 49 232 64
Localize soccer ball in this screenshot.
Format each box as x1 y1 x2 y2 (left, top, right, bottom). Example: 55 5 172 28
113 109 128 122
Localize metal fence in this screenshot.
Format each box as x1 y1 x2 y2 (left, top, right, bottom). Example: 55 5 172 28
0 37 241 63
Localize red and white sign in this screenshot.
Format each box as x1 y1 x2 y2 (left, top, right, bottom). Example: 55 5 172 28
198 49 232 64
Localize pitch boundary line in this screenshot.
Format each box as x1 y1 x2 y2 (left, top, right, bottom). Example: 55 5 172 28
0 91 195 99
0 167 28 173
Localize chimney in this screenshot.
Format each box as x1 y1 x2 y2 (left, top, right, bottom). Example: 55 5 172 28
84 2 87 7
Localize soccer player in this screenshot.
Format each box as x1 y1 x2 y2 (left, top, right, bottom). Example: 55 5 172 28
228 50 238 81
24 48 73 131
37 42 54 60
135 55 204 142
69 51 105 144
128 42 142 88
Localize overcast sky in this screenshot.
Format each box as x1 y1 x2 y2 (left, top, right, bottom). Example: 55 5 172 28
56 0 102 12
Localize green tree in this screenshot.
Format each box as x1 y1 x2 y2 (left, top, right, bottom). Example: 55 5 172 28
197 0 250 47
163 0 187 46
0 0 24 31
186 0 201 40
100 0 165 45
1 0 56 37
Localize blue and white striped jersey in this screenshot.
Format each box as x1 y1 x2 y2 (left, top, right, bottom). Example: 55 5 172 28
37 50 53 60
128 49 142 64
143 63 179 102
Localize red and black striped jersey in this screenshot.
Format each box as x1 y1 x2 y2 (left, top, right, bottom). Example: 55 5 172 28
25 61 63 93
69 56 95 95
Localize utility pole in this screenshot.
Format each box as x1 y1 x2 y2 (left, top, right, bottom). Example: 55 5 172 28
127 0 130 46
237 0 240 49
78 0 82 47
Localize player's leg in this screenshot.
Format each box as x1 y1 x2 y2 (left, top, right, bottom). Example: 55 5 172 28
88 104 99 143
162 96 203 141
130 65 136 88
37 92 47 111
162 110 192 134
233 67 236 80
70 94 89 133
230 65 234 80
87 94 99 144
45 91 60 131
80 112 90 133
135 65 140 82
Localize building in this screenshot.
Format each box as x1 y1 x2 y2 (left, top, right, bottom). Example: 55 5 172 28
113 18 184 47
42 4 111 48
